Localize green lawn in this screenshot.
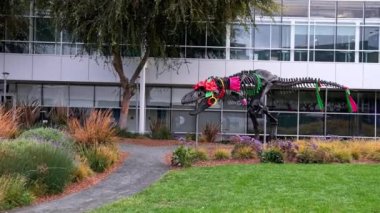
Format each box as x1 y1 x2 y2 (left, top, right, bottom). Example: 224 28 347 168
93 164 380 213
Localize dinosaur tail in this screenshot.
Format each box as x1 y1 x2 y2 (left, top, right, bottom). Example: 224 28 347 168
275 77 358 113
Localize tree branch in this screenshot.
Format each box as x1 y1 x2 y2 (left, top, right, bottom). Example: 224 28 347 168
112 48 128 87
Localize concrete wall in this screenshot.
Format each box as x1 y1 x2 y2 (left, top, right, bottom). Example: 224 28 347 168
0 53 377 89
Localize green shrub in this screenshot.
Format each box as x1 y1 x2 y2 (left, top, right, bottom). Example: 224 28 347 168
0 174 34 210
333 150 352 163
171 146 196 167
72 156 94 182
214 148 230 160
231 144 254 159
0 140 75 195
193 149 208 161
19 127 74 152
79 145 119 173
261 148 284 163
114 128 140 138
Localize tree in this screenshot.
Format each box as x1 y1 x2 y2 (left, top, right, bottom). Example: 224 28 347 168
43 0 278 129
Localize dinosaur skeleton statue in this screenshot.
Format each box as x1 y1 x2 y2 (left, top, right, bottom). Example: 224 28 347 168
181 69 358 139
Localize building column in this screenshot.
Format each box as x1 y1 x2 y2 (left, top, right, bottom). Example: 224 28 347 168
138 63 147 134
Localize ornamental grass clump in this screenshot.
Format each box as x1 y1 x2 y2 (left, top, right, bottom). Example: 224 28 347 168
0 174 34 211
202 123 220 143
0 107 20 139
0 140 75 195
171 146 196 167
78 144 119 173
68 110 117 145
214 148 230 160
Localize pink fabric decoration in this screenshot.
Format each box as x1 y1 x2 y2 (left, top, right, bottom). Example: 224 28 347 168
349 96 358 113
229 77 241 92
241 98 247 106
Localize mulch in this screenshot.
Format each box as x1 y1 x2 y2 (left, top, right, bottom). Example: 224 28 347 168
34 151 128 205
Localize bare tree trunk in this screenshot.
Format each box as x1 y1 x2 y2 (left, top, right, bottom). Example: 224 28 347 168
119 86 131 129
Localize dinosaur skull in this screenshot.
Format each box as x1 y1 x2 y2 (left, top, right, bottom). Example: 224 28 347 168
181 79 220 115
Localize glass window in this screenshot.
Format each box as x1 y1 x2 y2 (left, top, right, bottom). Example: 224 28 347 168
187 23 206 46
172 88 195 109
313 25 335 50
230 49 252 60
335 51 355 62
337 1 364 19
299 113 325 135
355 92 375 113
4 42 29 53
198 111 221 133
295 50 308 61
146 109 170 132
327 90 361 113
268 90 298 111
310 0 336 18
206 48 225 59
311 50 334 62
95 86 120 108
360 51 379 63
186 48 206 58
34 43 56 54
126 109 138 132
69 86 94 108
271 50 290 61
171 110 196 133
247 113 264 135
222 112 246 134
271 25 291 49
282 0 309 17
5 17 29 41
17 84 42 104
326 114 374 137
365 2 380 19
337 26 355 50
35 18 57 42
300 90 325 112
230 25 251 48
254 50 270 60
360 26 379 50
146 87 171 107
207 23 226 46
43 85 69 107
253 25 270 49
267 112 297 135
295 25 308 49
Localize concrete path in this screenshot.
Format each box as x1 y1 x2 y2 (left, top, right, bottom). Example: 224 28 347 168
10 143 175 213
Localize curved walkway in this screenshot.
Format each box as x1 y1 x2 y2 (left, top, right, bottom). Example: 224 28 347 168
11 143 175 213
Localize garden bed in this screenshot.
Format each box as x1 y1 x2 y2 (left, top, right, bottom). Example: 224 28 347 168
122 138 180 146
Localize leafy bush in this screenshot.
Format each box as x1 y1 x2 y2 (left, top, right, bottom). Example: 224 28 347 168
0 107 20 139
202 123 219 143
0 140 75 195
115 127 140 138
368 150 380 162
171 146 195 167
296 144 334 164
68 110 117 145
0 174 34 210
273 140 298 162
214 148 230 160
332 149 352 163
193 148 208 161
149 120 172 140
231 144 254 159
230 135 263 154
261 148 284 163
79 145 119 173
19 127 74 152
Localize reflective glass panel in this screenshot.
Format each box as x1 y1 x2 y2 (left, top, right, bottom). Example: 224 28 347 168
300 90 326 112
95 86 120 108
282 0 309 17
198 111 221 133
17 84 42 104
230 25 251 48
337 1 363 19
335 51 355 62
295 50 308 61
326 114 375 137
299 113 325 135
5 18 29 40
222 112 246 134
359 51 379 63
337 26 355 50
253 25 270 48
312 50 334 62
360 27 379 50
271 50 290 61
34 43 56 54
126 109 138 132
266 112 297 135
171 88 195 109
146 109 170 131
35 18 57 42
4 42 29 53
310 0 336 18
146 87 171 107
268 90 298 111
171 110 196 133
186 48 206 58
69 86 94 108
230 49 252 60
295 25 308 49
207 23 226 46
43 85 69 107
365 2 380 19
313 25 335 50
187 23 206 46
206 48 225 59
254 50 270 60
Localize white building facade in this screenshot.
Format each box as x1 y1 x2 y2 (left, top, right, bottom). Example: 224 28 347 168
1 0 380 138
